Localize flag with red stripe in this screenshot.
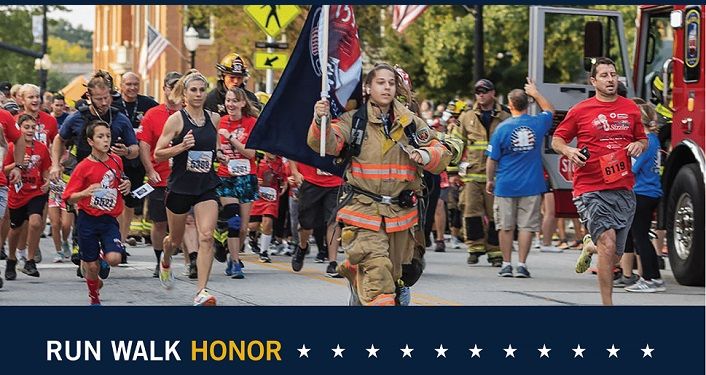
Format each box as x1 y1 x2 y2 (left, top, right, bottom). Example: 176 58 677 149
391 5 429 33
138 24 168 76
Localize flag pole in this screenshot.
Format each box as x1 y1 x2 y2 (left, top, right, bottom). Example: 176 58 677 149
319 5 330 157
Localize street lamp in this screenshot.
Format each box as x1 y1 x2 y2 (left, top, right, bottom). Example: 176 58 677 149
184 26 199 69
34 54 52 92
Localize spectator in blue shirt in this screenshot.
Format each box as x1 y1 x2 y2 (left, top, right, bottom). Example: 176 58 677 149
486 78 554 278
623 99 665 293
49 71 139 183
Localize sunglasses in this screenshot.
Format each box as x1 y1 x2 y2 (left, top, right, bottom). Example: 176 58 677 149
475 88 490 94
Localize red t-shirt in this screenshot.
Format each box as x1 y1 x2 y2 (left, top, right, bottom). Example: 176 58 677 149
4 142 51 209
554 96 646 197
62 155 125 217
216 115 258 178
15 112 57 146
296 162 343 188
255 157 287 202
136 104 174 187
0 109 20 144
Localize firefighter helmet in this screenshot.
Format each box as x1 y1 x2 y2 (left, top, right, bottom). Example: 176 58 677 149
445 99 467 117
216 53 249 76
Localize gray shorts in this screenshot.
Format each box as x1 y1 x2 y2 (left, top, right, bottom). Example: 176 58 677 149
0 186 7 219
574 190 636 256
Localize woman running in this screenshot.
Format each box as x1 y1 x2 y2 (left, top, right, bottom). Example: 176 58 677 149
154 70 221 306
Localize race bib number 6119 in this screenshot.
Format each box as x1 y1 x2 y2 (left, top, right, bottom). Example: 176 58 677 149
599 151 630 183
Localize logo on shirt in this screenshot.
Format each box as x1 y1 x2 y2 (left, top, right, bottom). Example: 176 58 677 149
510 126 536 152
593 114 630 131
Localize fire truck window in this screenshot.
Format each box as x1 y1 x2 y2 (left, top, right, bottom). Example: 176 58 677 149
544 14 626 85
642 14 674 99
684 7 701 82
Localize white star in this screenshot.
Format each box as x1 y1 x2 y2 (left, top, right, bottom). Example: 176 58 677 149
332 344 345 358
400 344 414 358
297 344 310 358
366 344 380 358
435 344 448 358
469 344 483 358
641 344 654 358
538 344 551 358
504 344 517 358
607 344 620 358
572 344 585 358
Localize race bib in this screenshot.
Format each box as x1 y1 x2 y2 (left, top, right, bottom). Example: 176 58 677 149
187 151 213 173
34 132 47 144
316 168 333 176
228 159 251 176
259 186 277 201
14 180 23 193
90 188 118 211
599 150 630 184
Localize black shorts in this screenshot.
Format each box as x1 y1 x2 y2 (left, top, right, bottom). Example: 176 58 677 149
249 214 275 223
147 187 167 223
9 194 48 229
165 189 219 215
298 181 339 230
124 163 146 210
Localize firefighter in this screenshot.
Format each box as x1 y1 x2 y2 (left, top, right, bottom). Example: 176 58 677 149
452 79 511 267
308 63 452 306
204 53 261 115
442 100 467 249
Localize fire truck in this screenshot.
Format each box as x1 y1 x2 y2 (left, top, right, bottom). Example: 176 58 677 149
530 6 704 286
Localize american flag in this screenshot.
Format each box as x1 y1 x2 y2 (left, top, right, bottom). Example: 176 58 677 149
391 5 429 33
138 24 168 76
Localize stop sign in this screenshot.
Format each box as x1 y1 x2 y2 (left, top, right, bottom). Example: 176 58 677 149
558 155 575 182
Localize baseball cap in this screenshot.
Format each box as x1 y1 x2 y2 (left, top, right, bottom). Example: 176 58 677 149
474 79 495 92
0 81 11 96
163 71 183 88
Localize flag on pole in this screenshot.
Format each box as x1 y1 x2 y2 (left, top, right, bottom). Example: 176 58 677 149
246 5 362 176
138 24 168 76
391 5 429 33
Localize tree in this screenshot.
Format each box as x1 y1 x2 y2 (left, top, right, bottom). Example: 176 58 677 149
49 18 92 52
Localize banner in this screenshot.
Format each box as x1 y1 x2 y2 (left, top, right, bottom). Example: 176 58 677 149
247 5 362 175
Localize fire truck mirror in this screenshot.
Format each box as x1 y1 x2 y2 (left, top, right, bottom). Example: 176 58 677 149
583 21 604 71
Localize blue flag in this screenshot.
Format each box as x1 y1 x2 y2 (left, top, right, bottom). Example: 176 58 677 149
246 5 362 176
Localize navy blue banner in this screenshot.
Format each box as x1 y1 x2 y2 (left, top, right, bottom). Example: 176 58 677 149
246 5 362 176
2 307 703 374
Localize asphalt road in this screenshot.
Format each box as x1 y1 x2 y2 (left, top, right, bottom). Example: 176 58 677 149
0 234 703 306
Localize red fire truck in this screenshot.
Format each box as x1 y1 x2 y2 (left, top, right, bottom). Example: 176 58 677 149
530 6 704 286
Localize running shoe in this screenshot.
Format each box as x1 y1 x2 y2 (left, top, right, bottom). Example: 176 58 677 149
325 261 342 278
515 265 531 278
396 285 411 306
652 278 667 292
120 251 128 264
98 258 111 279
126 236 138 247
613 274 639 287
291 244 307 272
0 248 5 260
152 263 159 278
575 235 595 273
451 236 462 249
193 289 217 306
314 251 327 263
540 245 563 253
434 240 446 252
53 252 64 263
259 251 272 263
490 258 503 267
33 250 42 263
231 262 244 279
624 278 659 293
21 259 40 277
224 258 233 276
5 259 17 280
498 265 514 277
159 263 174 289
61 242 71 259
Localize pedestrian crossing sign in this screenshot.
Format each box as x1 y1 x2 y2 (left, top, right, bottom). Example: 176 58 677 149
254 52 289 70
244 5 301 38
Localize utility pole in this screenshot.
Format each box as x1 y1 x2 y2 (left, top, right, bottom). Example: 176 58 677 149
473 5 484 83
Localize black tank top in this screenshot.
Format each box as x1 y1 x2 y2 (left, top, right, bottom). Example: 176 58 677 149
167 109 220 195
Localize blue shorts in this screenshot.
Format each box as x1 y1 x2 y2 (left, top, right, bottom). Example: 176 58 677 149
76 211 124 262
216 175 259 203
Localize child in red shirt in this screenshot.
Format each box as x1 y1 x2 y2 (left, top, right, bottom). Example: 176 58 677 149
248 153 288 263
62 120 131 305
3 114 51 280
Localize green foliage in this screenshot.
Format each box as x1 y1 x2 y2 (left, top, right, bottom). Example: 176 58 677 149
49 18 92 51
0 6 39 84
48 36 91 63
